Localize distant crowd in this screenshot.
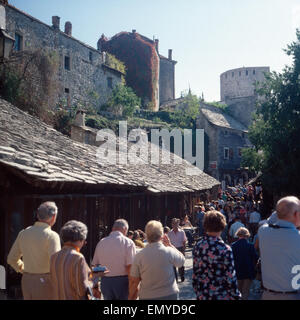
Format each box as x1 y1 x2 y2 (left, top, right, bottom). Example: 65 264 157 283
6 182 300 300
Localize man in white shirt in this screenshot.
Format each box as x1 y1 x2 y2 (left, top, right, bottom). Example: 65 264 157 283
168 218 187 282
92 219 136 300
249 208 261 236
229 217 245 242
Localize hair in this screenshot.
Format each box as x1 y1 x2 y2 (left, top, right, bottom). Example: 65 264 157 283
145 220 163 243
128 230 134 237
60 220 88 243
37 201 57 221
171 218 180 226
276 196 300 219
112 219 129 231
132 230 140 241
163 226 170 234
235 227 250 238
203 210 227 233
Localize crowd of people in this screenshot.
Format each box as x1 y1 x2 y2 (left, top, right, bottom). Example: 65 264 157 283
6 183 300 300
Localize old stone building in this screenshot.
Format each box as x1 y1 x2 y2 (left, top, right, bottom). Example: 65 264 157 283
98 31 176 111
2 2 123 109
220 66 270 127
197 102 252 187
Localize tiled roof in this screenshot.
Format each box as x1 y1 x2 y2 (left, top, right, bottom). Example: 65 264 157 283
200 103 248 132
0 98 220 193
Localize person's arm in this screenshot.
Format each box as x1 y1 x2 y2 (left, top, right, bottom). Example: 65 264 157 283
223 249 241 299
7 232 24 274
128 276 141 300
254 237 259 252
48 231 61 258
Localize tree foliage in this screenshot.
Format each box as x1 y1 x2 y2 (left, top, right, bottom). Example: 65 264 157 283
170 91 200 128
104 84 141 118
247 29 300 196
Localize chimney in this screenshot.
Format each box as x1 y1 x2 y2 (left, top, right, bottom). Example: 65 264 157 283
155 39 159 52
52 16 60 30
74 110 86 127
168 49 173 60
132 29 136 34
64 21 72 36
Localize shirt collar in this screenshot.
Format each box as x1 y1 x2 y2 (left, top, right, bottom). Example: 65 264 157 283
274 219 296 230
146 241 163 248
34 221 51 229
110 230 124 237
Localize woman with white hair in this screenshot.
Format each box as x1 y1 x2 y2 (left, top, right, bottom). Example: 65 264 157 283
129 220 185 300
231 227 258 300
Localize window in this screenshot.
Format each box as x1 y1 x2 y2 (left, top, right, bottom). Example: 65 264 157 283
253 69 256 75
14 33 22 51
246 70 248 76
107 77 113 89
232 72 234 77
89 52 93 63
224 147 229 160
238 147 243 157
224 130 228 136
239 71 241 76
65 88 69 94
64 56 70 70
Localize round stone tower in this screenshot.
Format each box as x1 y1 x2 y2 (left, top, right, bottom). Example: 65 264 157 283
220 66 270 101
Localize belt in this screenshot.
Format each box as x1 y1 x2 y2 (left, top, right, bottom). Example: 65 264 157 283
263 286 298 294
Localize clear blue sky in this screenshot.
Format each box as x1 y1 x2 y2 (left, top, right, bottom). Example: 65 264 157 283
9 0 300 101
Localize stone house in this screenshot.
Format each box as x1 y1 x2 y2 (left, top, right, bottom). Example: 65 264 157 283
197 102 252 187
98 31 176 111
2 2 123 109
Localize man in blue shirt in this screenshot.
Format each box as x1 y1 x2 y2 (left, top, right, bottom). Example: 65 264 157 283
258 196 300 300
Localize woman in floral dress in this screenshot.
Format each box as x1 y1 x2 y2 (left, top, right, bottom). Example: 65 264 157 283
192 210 241 300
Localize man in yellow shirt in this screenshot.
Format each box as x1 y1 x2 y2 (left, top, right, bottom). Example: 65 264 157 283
7 201 61 300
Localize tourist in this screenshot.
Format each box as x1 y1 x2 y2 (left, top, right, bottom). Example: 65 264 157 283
228 216 245 243
7 202 61 300
258 196 300 300
132 230 145 249
181 215 194 248
168 218 187 282
192 210 241 300
50 220 103 300
249 207 261 237
92 219 136 300
231 227 258 300
129 220 185 300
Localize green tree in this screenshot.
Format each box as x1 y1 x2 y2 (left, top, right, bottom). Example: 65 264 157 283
170 90 200 128
248 29 300 196
106 84 141 118
240 148 264 175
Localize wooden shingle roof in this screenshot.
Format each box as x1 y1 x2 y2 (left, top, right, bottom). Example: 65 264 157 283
0 98 220 193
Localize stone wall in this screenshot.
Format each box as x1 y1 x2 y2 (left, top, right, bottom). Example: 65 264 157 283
159 57 176 104
5 4 122 110
220 66 270 101
225 95 257 128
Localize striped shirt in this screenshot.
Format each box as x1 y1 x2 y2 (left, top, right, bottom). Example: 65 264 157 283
50 246 92 300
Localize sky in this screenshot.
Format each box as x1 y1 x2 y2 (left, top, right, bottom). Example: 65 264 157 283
8 0 300 102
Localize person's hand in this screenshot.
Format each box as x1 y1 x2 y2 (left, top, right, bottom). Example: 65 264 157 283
162 234 172 247
90 269 109 280
92 287 102 299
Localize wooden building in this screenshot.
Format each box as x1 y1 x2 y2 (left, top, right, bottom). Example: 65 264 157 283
0 98 220 295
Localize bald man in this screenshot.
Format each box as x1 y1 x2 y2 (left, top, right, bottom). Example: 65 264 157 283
258 196 300 300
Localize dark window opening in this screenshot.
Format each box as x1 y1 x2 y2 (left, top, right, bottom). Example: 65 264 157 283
107 77 113 89
239 71 241 76
253 69 256 75
246 70 248 76
65 88 69 94
232 72 234 77
89 52 93 62
14 33 22 51
64 56 70 70
224 147 229 160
